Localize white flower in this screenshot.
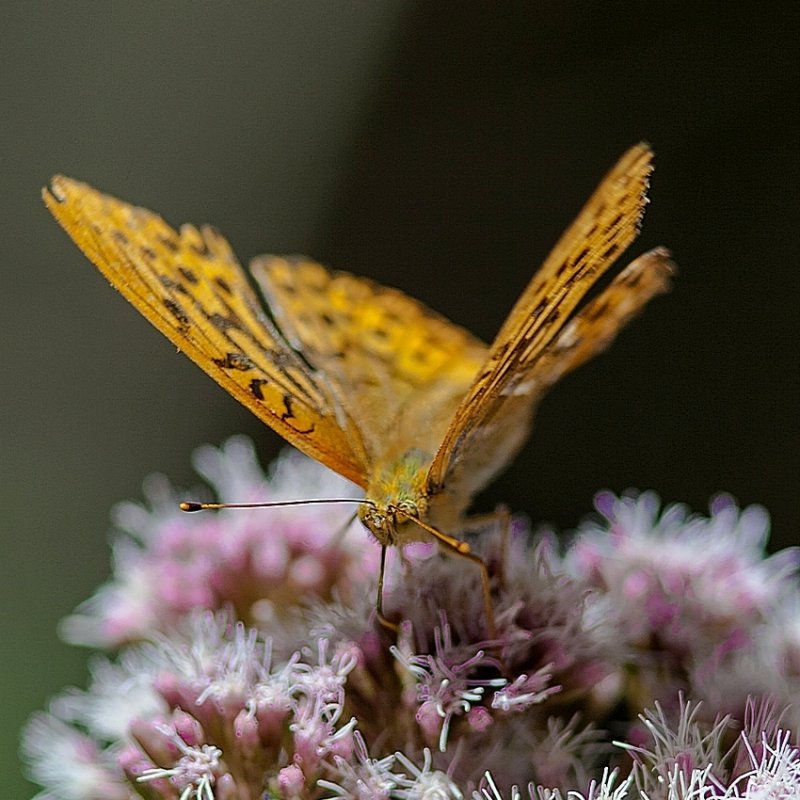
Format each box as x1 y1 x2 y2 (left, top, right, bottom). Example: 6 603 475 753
22 713 129 800
138 731 224 800
726 729 800 799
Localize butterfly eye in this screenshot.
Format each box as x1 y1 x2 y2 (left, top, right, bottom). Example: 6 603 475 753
394 500 420 519
358 506 384 530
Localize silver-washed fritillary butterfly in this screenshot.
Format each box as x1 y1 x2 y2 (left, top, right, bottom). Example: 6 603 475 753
44 144 674 627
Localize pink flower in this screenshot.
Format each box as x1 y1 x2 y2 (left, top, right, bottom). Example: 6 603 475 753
60 438 379 647
21 441 800 799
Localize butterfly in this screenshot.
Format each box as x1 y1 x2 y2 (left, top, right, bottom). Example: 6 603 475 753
44 144 673 626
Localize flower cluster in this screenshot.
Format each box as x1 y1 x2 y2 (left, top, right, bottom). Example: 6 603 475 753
566 491 800 727
22 438 800 799
59 438 377 647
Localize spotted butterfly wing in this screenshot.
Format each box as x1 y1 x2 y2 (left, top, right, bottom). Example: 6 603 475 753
43 177 369 487
250 255 489 475
426 144 674 500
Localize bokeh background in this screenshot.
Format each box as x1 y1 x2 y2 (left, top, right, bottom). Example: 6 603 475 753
3 3 797 795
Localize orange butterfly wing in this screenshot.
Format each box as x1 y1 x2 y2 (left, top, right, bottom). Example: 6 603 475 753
44 176 369 487
427 144 673 496
250 255 489 470
527 247 674 390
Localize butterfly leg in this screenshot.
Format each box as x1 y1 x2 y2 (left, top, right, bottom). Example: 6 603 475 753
404 514 498 640
376 545 400 633
462 504 511 590
496 504 510 590
445 543 497 641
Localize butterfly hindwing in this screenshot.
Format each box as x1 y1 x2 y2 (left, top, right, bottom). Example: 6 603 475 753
250 255 489 468
527 247 674 390
44 176 369 487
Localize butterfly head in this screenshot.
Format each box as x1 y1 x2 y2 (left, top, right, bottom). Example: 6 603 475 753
359 449 433 547
358 498 429 547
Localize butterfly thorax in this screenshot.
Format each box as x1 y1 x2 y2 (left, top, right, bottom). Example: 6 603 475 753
359 448 439 547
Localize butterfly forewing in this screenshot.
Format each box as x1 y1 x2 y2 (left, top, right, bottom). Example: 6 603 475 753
426 144 668 495
44 177 368 487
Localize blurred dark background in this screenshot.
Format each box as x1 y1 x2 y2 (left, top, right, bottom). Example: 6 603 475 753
3 3 797 795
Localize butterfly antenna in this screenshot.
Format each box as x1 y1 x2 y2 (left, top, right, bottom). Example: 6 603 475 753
401 512 497 640
180 498 374 512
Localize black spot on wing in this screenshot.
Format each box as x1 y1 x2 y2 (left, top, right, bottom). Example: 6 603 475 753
158 234 179 252
163 298 190 327
207 312 242 333
571 247 591 268
189 239 210 257
249 378 269 400
178 266 199 284
588 300 610 320
214 276 232 295
213 352 255 371
621 269 643 287
281 394 315 434
606 212 624 231
543 308 561 327
158 274 190 295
